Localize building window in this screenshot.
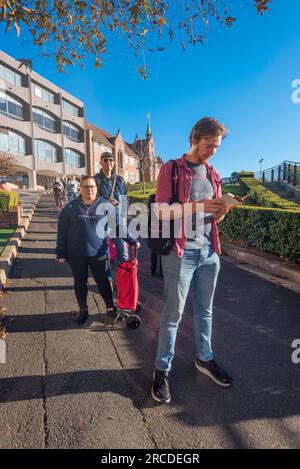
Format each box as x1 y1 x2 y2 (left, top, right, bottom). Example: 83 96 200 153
124 154 128 164
63 121 81 141
95 162 100 173
93 141 102 153
34 139 58 163
0 90 24 120
124 170 128 182
62 99 80 118
130 157 135 166
130 172 135 183
31 83 55 104
16 173 29 187
33 107 56 132
0 64 22 86
64 148 83 168
0 129 25 156
118 150 123 170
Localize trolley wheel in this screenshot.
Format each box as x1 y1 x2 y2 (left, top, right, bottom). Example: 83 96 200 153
127 315 141 329
135 301 141 314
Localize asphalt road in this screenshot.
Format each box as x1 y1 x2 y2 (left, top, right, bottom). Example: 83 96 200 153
0 195 300 449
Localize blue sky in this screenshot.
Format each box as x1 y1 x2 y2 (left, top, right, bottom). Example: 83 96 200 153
1 1 300 177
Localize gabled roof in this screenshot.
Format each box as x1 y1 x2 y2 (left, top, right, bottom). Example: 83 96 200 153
124 142 139 159
86 121 114 148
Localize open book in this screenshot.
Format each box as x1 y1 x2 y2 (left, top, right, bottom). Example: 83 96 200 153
220 193 250 209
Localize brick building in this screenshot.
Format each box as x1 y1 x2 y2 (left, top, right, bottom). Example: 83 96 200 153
86 119 163 184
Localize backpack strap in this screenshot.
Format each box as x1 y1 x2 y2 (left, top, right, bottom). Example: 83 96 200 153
109 174 117 201
171 160 179 203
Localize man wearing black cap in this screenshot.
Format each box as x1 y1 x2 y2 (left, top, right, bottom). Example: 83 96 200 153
94 152 129 264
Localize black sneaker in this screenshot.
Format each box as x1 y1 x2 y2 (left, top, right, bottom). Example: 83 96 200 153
75 308 88 325
195 359 232 387
151 369 171 403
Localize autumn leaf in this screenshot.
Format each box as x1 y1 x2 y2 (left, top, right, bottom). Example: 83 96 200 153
0 0 272 78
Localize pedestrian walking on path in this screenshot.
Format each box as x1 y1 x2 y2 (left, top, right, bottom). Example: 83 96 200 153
52 178 64 210
56 175 139 325
66 176 80 202
94 152 129 265
151 117 232 404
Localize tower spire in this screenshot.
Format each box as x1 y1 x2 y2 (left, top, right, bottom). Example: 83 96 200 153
146 112 151 138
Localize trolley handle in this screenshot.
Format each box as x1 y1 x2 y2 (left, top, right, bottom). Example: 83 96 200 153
132 244 138 259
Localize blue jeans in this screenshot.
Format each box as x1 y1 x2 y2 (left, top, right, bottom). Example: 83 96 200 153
68 192 77 202
155 247 220 371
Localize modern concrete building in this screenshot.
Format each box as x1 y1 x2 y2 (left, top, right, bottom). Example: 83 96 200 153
0 50 86 189
0 50 162 190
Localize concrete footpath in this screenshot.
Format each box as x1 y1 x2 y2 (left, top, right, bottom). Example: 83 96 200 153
0 194 300 449
0 190 44 286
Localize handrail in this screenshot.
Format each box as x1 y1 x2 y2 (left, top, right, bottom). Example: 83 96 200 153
222 161 300 187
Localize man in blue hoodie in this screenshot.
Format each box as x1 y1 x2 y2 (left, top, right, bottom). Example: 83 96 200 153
94 152 129 265
56 175 139 325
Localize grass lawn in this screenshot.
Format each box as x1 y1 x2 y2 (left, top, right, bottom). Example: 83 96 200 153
221 183 255 206
221 184 243 197
0 229 15 255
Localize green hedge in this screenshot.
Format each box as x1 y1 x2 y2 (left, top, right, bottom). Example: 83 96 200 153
127 181 156 192
238 171 255 178
128 189 155 205
240 177 300 210
0 190 19 213
219 205 300 263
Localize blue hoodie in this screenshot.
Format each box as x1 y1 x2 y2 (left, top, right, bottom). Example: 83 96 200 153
56 197 137 259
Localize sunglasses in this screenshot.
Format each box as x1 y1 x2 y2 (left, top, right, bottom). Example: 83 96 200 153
102 158 115 163
81 185 97 189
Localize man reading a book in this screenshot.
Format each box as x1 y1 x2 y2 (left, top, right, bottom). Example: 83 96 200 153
151 117 233 404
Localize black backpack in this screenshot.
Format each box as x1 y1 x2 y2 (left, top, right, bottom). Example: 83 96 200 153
53 182 62 193
147 160 179 255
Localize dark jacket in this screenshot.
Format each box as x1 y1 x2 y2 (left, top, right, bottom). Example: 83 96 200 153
94 170 127 201
56 197 137 259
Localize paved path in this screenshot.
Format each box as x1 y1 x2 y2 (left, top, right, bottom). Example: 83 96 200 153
1 195 300 449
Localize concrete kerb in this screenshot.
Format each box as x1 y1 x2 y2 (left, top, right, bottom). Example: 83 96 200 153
0 192 43 287
221 241 300 286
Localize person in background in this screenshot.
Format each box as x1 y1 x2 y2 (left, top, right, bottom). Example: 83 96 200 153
52 178 64 210
66 176 80 202
56 175 139 325
147 193 163 277
94 152 129 265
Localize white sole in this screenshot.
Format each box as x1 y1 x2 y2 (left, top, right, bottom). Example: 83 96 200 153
151 387 171 403
195 361 232 387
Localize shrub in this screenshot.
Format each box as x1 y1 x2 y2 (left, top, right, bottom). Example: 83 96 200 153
127 181 156 192
128 190 155 205
0 190 19 213
219 205 300 263
238 171 255 178
240 177 300 210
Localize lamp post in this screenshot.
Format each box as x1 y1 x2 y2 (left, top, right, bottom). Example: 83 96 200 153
258 158 264 180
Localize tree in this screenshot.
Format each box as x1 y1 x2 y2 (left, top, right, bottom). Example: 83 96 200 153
134 138 152 194
0 1 272 77
0 151 15 176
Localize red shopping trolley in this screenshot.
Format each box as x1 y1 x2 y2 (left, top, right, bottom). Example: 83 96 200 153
116 247 141 329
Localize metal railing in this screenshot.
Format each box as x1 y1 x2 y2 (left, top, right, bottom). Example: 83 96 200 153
254 161 300 187
221 176 239 185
